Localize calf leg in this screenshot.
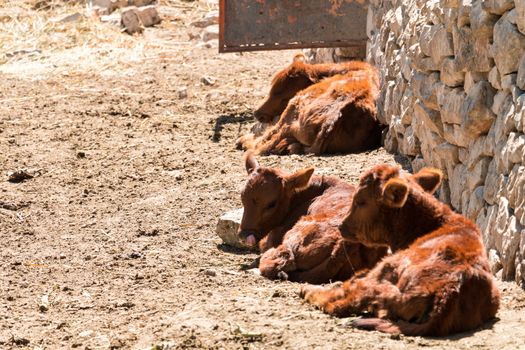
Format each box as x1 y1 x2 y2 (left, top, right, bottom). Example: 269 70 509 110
272 138 303 155
259 246 296 280
291 240 350 283
236 133 256 150
301 272 402 318
289 254 345 284
250 105 300 155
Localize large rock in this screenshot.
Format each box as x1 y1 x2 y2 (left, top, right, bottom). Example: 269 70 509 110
461 81 496 137
443 122 471 147
453 25 492 72
429 25 454 66
450 163 467 210
517 0 525 34
414 102 444 136
464 71 487 94
413 72 440 110
492 13 525 75
481 0 515 15
471 1 499 39
443 7 459 31
440 58 465 87
437 85 465 124
466 186 485 220
466 157 491 191
488 66 502 90
216 208 254 250
121 6 161 34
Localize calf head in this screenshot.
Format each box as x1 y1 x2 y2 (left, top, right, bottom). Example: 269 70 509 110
238 152 314 248
254 54 315 123
339 165 443 247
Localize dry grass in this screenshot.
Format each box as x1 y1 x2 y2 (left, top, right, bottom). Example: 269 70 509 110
0 0 139 65
0 0 217 69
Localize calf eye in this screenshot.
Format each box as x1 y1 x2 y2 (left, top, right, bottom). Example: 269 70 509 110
355 200 366 208
266 200 277 210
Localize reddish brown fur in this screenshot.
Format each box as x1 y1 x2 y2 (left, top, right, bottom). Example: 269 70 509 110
300 165 500 336
254 54 377 123
238 68 382 156
238 152 339 251
258 182 387 284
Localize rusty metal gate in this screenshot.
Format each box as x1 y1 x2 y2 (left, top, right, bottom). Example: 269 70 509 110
219 0 369 53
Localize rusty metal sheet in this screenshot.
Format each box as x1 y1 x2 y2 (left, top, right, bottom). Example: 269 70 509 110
219 0 369 53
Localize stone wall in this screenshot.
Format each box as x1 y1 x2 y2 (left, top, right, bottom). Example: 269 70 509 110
365 0 525 287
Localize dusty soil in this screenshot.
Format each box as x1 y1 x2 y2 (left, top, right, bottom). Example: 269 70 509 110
1 1 525 349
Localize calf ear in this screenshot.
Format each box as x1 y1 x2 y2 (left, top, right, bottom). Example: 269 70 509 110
413 168 443 194
244 151 259 174
286 167 314 192
293 53 305 63
382 178 408 208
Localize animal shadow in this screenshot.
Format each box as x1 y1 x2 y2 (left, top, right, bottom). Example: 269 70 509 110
212 112 253 142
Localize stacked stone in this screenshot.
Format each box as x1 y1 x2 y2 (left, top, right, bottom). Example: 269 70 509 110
304 46 367 63
365 0 525 287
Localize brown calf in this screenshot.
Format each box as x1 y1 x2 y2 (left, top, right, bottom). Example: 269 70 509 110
300 165 500 336
238 69 382 156
258 182 387 284
238 152 340 252
254 54 377 123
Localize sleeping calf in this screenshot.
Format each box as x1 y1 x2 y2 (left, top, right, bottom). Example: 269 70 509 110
254 54 377 123
300 165 500 336
238 69 382 156
238 151 341 252
258 181 387 284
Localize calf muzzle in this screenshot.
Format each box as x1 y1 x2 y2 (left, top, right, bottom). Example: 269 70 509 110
238 229 258 247
338 223 358 242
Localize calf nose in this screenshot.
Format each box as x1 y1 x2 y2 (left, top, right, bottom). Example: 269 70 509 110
238 229 258 247
338 223 357 242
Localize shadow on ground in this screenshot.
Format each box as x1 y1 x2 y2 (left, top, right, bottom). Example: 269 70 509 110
212 112 254 142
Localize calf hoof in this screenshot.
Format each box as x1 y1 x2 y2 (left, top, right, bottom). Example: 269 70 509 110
235 137 246 150
299 284 324 300
236 134 255 150
277 271 289 280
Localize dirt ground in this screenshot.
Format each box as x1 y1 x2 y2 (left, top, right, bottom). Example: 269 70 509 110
1 1 525 349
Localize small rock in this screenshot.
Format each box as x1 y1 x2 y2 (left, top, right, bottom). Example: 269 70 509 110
10 336 30 346
7 170 34 183
128 252 142 259
271 290 284 298
137 228 159 237
121 6 161 35
100 12 121 26
200 76 215 86
177 87 188 99
201 24 219 42
76 151 86 158
116 301 135 308
203 269 216 277
0 200 23 211
191 10 218 28
51 12 84 23
129 0 156 6
79 330 93 338
93 0 127 14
